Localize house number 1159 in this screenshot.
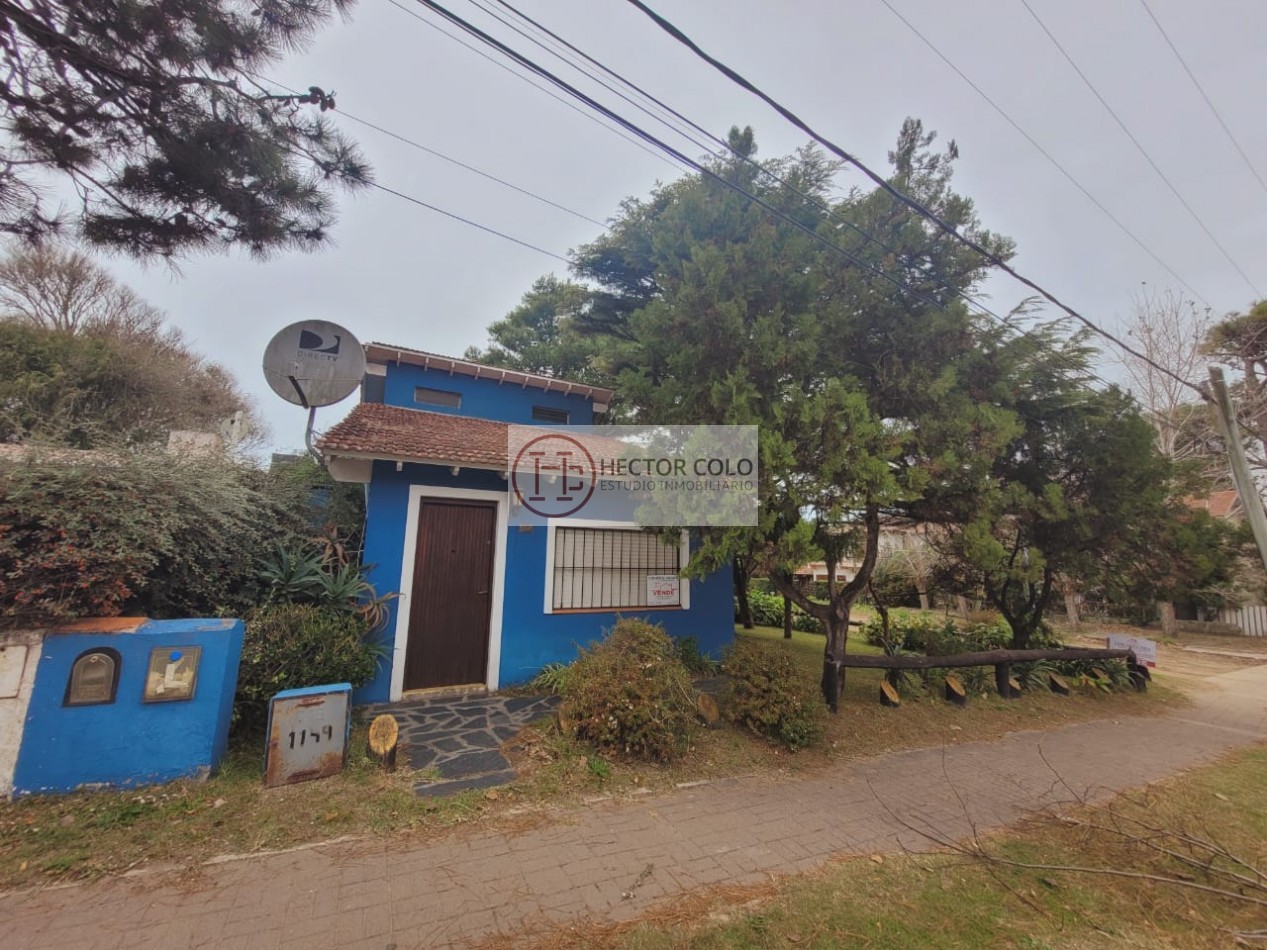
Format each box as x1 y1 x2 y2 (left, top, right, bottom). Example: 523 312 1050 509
288 724 335 748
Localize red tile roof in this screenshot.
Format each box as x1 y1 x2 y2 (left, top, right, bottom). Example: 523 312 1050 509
316 403 515 468
1185 489 1242 520
1207 490 1241 519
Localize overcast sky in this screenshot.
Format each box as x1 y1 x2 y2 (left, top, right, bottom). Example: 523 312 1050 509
108 0 1267 454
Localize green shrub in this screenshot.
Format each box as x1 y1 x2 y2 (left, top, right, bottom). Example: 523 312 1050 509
860 564 922 608
0 451 302 627
559 619 697 761
1014 659 1057 691
741 590 824 633
722 639 824 751
674 636 720 676
528 661 572 695
963 608 1004 627
860 617 906 655
235 603 384 730
742 589 782 626
862 613 1011 655
1053 657 1131 689
958 666 992 697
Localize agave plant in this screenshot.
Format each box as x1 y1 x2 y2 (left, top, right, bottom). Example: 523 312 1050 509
959 665 992 697
258 542 325 602
1016 660 1058 692
315 561 398 632
258 542 396 632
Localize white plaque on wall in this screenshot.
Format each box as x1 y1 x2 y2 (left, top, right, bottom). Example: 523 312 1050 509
646 574 681 607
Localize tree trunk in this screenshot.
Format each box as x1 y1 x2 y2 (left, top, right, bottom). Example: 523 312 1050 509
733 559 754 629
955 595 971 617
821 606 850 712
821 597 851 709
870 579 891 649
1063 581 1080 629
782 595 793 639
917 588 930 611
1157 601 1176 636
1007 611 1032 650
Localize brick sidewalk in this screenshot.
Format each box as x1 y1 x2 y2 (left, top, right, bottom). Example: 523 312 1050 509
3 664 1264 950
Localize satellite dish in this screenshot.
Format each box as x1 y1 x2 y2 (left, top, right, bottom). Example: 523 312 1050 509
262 320 366 408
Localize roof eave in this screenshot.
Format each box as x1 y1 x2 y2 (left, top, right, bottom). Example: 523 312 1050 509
319 447 509 474
363 342 616 405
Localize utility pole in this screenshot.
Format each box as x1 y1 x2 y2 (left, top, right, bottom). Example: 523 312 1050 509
1207 366 1267 573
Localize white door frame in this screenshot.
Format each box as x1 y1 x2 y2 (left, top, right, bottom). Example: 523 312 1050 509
391 485 508 700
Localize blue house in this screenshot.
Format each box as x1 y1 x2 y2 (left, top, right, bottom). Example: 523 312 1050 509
317 343 734 704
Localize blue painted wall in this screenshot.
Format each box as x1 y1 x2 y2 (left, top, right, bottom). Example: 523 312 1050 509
12 619 243 796
357 461 734 703
380 362 596 425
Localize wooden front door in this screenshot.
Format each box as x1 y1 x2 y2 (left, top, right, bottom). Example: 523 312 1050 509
404 499 497 691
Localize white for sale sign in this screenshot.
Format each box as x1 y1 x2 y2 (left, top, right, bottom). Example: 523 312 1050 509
1107 634 1158 668
646 574 681 606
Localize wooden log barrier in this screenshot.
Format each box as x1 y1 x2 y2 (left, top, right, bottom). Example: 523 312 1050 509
849 647 1141 706
839 647 1137 670
994 662 1019 699
1128 661 1151 692
879 680 901 707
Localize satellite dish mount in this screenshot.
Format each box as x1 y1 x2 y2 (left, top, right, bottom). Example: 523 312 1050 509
261 320 366 462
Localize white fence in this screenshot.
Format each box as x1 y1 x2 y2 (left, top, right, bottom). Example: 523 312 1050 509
1217 606 1267 637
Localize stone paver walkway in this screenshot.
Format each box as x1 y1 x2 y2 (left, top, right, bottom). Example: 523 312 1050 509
369 694 559 798
2 664 1264 950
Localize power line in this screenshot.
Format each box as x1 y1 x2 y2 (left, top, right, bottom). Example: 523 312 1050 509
409 2 1022 320
489 0 723 151
408 0 1118 391
1016 0 1261 299
366 180 570 262
483 0 1122 388
251 80 579 262
620 0 1210 400
467 0 721 160
261 34 1091 378
874 0 1210 309
1136 0 1267 201
383 0 680 171
349 112 607 229
260 73 607 229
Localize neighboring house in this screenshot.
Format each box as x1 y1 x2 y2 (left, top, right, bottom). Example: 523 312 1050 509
793 523 931 588
316 344 734 704
1188 489 1243 522
1185 488 1267 623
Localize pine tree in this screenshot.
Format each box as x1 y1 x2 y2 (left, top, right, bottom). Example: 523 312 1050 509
0 0 369 257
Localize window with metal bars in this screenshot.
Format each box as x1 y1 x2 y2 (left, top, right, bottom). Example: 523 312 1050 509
551 527 683 610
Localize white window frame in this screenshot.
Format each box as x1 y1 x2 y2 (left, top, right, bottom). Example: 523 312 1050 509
391 485 508 700
543 519 691 614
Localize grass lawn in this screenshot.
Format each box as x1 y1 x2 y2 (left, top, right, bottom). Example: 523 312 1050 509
0 721 522 890
533 745 1267 948
0 618 1179 891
